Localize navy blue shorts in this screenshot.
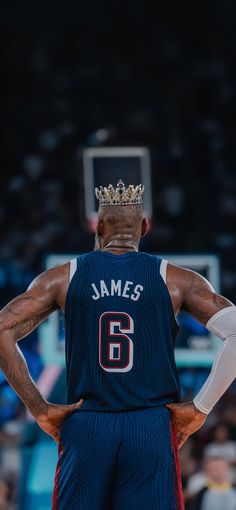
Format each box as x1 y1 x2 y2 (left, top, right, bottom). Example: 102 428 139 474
52 407 184 509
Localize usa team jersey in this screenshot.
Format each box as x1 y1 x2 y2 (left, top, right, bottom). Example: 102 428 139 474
64 251 180 411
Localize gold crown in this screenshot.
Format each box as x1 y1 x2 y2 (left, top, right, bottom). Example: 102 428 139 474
95 179 145 206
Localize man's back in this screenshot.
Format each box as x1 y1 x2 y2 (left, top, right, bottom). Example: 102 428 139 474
65 250 180 411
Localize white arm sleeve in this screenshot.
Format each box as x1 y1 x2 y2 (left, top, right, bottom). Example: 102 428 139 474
193 306 236 414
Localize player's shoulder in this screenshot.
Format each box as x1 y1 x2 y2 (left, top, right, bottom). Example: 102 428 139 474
28 261 70 290
166 262 214 290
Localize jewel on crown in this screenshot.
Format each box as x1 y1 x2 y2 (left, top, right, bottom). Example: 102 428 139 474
95 179 145 206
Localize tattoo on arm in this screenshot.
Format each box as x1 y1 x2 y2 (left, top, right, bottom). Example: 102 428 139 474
1 295 57 341
212 293 231 311
0 266 67 415
182 271 234 325
0 347 47 417
0 298 51 416
0 263 70 415
10 310 54 340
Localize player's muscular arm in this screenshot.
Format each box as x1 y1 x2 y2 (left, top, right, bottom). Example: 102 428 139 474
0 263 83 442
0 264 68 415
167 264 235 449
167 263 234 321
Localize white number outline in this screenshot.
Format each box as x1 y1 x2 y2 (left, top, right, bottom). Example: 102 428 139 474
99 311 134 373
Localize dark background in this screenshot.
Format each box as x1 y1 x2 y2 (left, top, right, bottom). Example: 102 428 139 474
1 1 236 306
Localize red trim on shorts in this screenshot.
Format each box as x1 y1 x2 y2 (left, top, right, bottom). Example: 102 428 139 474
52 441 64 510
170 419 185 510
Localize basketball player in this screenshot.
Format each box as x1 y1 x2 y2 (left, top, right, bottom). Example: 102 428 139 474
0 180 235 510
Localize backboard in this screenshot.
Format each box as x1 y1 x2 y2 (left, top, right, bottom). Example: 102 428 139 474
83 147 152 219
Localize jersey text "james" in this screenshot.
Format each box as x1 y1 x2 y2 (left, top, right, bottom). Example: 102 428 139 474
91 280 144 301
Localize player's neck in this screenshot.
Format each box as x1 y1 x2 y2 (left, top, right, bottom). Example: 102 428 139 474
101 237 139 254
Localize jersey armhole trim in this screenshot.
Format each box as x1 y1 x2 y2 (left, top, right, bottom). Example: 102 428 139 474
160 259 168 284
70 258 77 282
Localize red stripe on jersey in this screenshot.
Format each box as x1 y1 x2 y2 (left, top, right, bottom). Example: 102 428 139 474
170 419 185 510
52 441 64 510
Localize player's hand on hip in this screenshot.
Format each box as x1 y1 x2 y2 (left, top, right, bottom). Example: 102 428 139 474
35 399 84 443
166 401 207 449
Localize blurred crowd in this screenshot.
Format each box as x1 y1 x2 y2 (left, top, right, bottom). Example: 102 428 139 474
181 413 236 509
1 7 236 308
0 2 236 508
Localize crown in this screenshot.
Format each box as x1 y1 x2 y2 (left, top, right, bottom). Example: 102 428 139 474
95 179 145 206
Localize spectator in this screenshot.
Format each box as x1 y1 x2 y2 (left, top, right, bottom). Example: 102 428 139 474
187 457 236 510
0 479 8 510
204 424 236 465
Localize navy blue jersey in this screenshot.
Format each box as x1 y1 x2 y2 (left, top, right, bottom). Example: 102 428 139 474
64 251 180 411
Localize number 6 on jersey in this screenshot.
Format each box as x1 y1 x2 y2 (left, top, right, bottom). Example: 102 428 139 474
99 312 134 372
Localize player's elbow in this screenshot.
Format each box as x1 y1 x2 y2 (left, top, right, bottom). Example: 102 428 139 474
0 311 15 342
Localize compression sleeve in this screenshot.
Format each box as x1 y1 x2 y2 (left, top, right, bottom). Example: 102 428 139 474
193 306 236 414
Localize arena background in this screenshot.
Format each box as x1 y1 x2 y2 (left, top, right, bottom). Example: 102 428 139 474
0 2 236 509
